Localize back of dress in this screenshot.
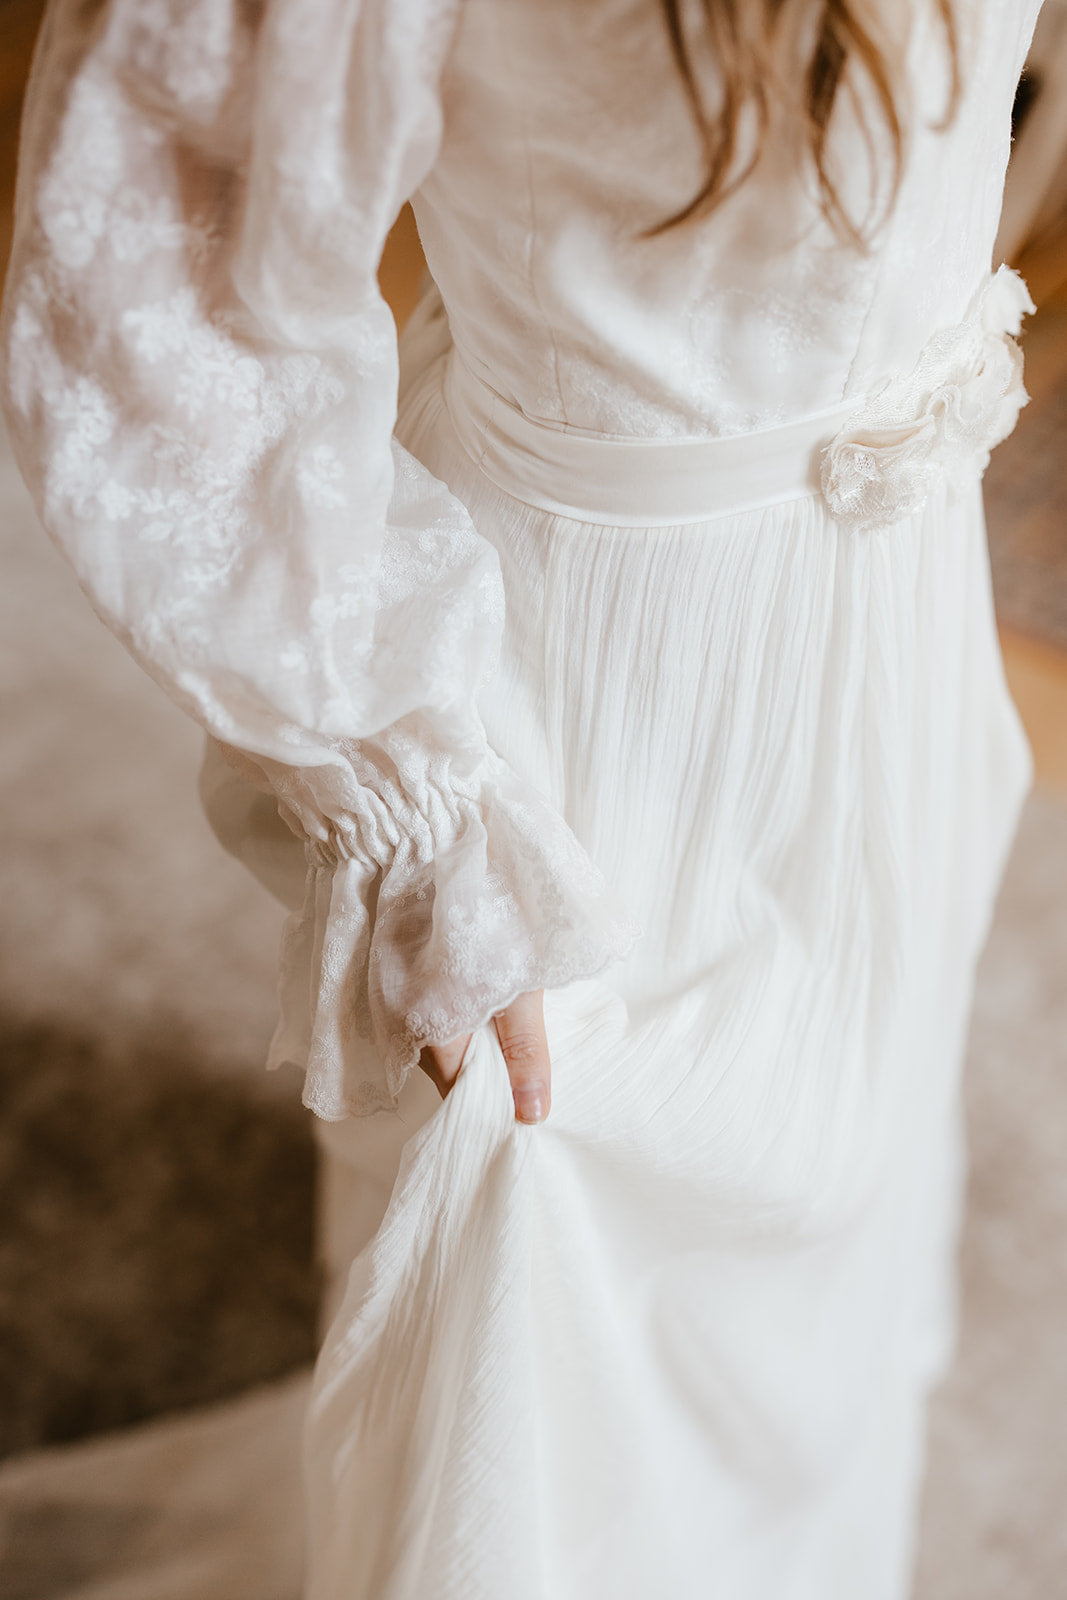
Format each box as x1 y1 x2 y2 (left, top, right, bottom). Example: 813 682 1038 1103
416 0 1040 436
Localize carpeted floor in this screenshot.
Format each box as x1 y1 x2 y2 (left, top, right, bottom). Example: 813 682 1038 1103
0 1016 319 1458
914 786 1067 1599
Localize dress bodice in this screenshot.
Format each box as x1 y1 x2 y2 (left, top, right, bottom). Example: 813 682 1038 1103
414 0 1040 438
0 0 1043 1119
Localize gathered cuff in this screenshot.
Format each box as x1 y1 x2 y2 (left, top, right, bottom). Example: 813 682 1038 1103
260 738 641 1120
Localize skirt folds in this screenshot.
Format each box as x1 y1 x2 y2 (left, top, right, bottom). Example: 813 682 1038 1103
303 312 1032 1600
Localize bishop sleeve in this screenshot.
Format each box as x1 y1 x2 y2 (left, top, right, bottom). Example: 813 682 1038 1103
1 0 640 1118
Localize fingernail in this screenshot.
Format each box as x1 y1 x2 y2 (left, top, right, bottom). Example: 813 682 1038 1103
513 1087 546 1124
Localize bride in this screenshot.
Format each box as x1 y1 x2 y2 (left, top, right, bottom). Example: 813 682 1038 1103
1 0 1040 1594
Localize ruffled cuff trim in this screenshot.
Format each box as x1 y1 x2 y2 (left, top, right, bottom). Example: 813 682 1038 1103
266 756 641 1120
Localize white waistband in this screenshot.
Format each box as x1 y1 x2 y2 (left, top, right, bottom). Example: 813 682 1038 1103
439 266 1033 531
442 351 858 527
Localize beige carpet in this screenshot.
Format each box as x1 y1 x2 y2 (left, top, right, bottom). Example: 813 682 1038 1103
914 783 1067 1598
1 425 1066 1594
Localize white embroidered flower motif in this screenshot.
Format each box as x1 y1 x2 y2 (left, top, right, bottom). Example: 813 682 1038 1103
821 267 1035 534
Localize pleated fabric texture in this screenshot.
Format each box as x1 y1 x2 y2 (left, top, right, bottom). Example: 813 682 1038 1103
302 311 1033 1600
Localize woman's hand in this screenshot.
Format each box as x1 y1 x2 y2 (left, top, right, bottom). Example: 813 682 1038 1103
419 989 551 1124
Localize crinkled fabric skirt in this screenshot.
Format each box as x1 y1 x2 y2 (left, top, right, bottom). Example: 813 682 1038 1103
212 308 1032 1600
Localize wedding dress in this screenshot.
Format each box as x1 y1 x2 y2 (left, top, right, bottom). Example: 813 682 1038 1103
0 0 1042 1595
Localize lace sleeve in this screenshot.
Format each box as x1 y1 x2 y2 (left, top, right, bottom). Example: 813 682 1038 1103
1 0 639 1117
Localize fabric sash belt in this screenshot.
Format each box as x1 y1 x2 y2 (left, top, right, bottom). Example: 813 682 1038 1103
440 267 1032 533
442 349 858 528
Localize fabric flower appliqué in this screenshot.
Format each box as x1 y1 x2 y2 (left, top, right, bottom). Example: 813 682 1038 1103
821 266 1035 534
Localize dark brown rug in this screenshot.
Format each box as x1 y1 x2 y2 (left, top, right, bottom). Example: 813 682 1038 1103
0 1017 319 1459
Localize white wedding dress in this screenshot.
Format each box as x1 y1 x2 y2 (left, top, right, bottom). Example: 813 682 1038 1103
0 0 1042 1595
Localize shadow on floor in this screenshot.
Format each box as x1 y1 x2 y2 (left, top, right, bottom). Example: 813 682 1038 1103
0 1016 319 1459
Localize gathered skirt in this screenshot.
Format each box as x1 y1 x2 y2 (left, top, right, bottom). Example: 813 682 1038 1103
215 293 1033 1600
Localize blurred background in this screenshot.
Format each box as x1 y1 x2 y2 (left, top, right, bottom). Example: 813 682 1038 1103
0 2 1065 1596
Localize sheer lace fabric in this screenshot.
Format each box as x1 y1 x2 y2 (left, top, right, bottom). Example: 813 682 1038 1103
1 0 638 1113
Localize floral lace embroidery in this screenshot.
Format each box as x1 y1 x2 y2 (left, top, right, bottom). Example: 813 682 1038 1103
821 267 1034 534
2 0 638 1121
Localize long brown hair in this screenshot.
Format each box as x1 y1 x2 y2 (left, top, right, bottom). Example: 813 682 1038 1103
652 0 959 243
